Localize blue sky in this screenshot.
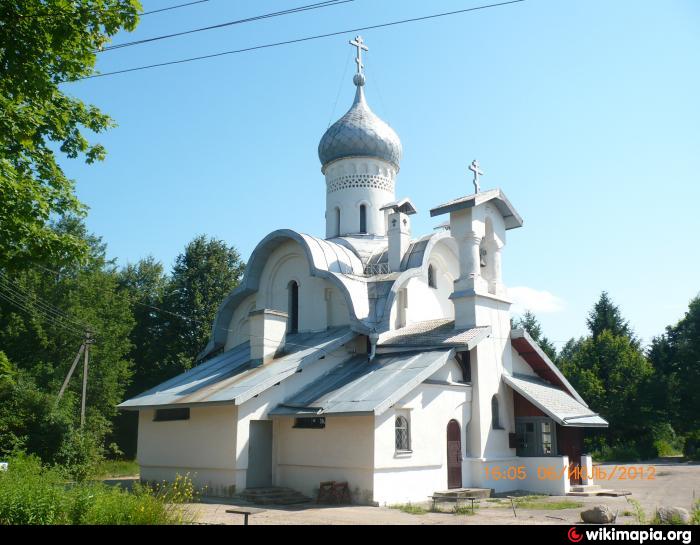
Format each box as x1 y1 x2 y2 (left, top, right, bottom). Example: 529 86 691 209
60 0 700 348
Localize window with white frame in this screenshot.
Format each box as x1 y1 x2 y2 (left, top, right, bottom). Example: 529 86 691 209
395 414 411 452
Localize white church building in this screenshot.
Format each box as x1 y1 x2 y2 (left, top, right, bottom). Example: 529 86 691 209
119 37 608 505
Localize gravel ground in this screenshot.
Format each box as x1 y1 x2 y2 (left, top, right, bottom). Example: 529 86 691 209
175 461 700 525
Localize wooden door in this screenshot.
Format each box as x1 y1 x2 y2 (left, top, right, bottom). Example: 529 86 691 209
447 420 462 489
557 426 583 485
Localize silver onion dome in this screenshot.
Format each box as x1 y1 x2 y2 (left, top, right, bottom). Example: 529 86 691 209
318 76 402 171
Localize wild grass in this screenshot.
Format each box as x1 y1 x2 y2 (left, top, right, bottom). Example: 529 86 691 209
389 502 429 515
94 459 140 478
0 453 197 525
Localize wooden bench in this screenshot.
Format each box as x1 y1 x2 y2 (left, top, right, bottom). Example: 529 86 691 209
225 507 265 525
429 495 478 514
317 481 352 504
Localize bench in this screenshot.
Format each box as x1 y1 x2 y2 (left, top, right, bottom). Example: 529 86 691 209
225 507 265 525
317 481 352 504
429 495 478 514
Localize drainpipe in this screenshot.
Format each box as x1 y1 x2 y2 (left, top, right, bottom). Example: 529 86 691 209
368 331 379 362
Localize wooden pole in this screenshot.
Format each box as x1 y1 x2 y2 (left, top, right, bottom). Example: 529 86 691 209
57 343 85 403
80 333 90 428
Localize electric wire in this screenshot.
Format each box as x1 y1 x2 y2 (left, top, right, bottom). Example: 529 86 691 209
15 0 212 19
70 0 526 81
101 0 353 52
0 272 94 332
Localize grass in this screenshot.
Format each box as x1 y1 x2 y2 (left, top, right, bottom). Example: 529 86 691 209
489 495 582 511
389 502 429 515
0 453 197 525
94 459 140 479
452 504 478 515
516 500 583 510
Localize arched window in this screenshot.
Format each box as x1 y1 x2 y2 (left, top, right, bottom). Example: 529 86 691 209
334 207 341 237
395 415 410 451
288 281 299 333
428 264 437 288
492 395 502 429
359 204 367 234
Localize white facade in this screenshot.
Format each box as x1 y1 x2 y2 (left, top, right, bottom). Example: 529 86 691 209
124 39 606 505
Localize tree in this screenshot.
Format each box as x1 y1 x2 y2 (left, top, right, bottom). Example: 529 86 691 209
586 291 635 341
160 236 245 374
647 295 700 435
0 0 141 270
513 310 557 361
0 218 134 457
560 330 653 445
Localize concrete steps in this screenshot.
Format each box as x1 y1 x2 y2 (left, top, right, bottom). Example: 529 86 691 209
236 487 312 505
567 485 630 497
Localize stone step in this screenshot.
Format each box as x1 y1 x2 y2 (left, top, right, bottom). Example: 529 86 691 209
237 487 312 505
570 485 602 492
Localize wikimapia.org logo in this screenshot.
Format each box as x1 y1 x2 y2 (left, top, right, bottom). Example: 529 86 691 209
567 526 693 544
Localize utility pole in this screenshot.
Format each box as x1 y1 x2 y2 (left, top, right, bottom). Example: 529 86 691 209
80 331 93 429
57 330 94 429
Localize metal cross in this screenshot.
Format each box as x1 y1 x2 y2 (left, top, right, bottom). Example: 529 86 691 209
349 35 369 76
469 159 484 193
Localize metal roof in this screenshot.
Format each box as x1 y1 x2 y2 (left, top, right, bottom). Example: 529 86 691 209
271 349 454 417
318 84 402 170
377 319 491 350
429 188 523 230
511 328 586 406
503 373 608 428
118 327 356 410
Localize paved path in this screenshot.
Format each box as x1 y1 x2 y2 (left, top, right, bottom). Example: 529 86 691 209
182 461 700 525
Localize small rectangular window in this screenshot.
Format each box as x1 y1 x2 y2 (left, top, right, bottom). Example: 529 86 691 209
153 408 190 422
293 417 326 429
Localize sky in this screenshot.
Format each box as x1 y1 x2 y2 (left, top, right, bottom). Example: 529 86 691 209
60 0 700 349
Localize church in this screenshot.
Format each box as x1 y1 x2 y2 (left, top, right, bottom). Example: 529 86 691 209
119 37 608 505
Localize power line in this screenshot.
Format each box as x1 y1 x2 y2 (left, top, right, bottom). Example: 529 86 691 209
102 0 353 52
15 0 212 19
0 272 93 331
141 0 211 17
71 0 526 81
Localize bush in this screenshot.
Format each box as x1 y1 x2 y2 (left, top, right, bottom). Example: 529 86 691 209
55 429 104 483
683 431 700 460
651 423 685 457
0 453 197 525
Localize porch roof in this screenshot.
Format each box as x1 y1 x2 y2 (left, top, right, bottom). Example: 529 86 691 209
117 327 356 410
503 373 609 428
270 348 455 417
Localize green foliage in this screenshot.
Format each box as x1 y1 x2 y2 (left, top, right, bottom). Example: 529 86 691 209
586 291 635 342
0 218 134 463
651 423 685 457
683 431 700 460
0 370 74 461
389 502 428 514
627 499 647 524
94 459 139 478
0 0 141 270
559 330 653 444
55 429 104 482
0 453 196 525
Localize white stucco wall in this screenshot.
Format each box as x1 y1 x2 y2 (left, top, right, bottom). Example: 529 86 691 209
324 157 397 238
372 358 473 505
224 239 351 350
137 405 237 496
275 415 375 503
463 455 571 495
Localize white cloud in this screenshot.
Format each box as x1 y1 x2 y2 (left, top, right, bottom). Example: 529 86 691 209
508 286 566 315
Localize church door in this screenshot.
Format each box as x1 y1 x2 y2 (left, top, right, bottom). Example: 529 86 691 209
247 420 273 488
446 420 462 489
